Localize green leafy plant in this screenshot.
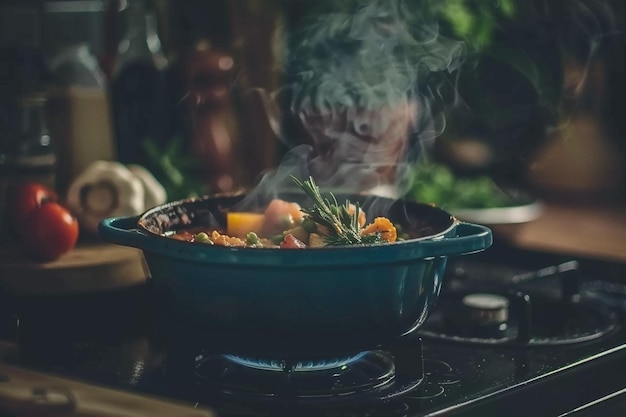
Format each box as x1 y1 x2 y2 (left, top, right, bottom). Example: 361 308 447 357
437 0 568 126
438 0 518 50
141 138 209 201
407 160 517 209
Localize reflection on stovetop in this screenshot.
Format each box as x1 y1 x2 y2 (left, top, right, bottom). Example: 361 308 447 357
2 244 626 417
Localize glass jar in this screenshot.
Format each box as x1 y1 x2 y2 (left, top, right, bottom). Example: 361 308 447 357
47 43 116 195
0 92 57 241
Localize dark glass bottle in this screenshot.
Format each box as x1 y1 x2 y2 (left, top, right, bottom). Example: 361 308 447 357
110 0 175 165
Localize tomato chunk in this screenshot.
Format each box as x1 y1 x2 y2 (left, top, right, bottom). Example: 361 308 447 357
263 199 304 236
279 233 306 249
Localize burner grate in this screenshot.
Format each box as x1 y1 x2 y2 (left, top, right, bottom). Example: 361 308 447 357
418 260 620 347
195 350 396 397
158 338 427 407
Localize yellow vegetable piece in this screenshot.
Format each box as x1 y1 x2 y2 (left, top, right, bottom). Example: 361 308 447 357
308 232 327 248
227 212 266 239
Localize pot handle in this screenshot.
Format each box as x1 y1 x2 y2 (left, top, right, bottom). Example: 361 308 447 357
421 222 493 257
98 216 147 249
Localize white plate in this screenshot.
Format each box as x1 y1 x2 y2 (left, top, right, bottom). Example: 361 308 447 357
450 200 543 225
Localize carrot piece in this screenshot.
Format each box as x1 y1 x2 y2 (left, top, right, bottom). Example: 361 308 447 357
227 212 266 239
361 217 397 243
347 203 367 227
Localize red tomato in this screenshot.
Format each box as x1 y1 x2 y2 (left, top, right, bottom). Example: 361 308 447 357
8 182 79 261
9 182 58 225
20 202 79 261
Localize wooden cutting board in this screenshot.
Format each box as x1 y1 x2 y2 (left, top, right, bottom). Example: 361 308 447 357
0 240 150 296
0 341 215 417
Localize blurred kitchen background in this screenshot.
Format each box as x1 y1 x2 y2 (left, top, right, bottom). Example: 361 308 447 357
0 0 624 223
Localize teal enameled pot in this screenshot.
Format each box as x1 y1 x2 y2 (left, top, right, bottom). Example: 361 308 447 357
98 193 492 357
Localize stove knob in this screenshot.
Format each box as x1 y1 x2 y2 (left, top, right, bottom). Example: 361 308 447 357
461 293 510 326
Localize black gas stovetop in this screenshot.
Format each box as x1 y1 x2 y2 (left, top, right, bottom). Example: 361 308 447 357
2 243 626 417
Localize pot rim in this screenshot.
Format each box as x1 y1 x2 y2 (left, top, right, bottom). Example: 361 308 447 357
99 192 492 267
138 190 458 247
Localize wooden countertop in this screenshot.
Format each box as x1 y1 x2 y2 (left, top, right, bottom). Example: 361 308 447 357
492 200 626 263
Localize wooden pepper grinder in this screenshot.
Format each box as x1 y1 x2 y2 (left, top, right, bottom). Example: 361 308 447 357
185 40 241 193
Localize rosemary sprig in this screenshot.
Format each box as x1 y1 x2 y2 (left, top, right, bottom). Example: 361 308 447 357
292 176 383 246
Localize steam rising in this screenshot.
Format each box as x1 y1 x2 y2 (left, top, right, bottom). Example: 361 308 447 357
249 0 465 198
235 0 621 210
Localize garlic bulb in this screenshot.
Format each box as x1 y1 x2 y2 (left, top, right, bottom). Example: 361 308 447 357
127 164 167 209
66 161 145 234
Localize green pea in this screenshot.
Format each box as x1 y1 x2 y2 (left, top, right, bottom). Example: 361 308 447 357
195 232 213 244
246 232 262 246
271 234 284 245
301 218 318 233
